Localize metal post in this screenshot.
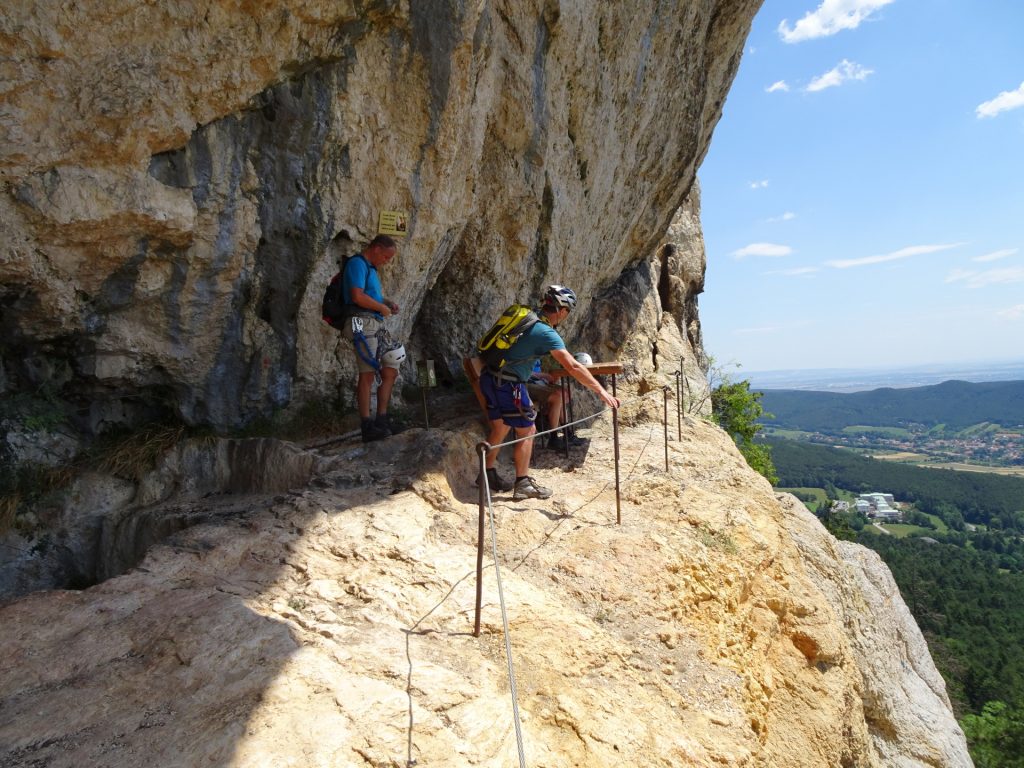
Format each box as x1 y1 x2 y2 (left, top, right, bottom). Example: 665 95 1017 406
674 369 682 440
417 359 436 429
681 356 688 414
474 441 491 637
561 377 569 459
663 387 670 472
612 374 621 525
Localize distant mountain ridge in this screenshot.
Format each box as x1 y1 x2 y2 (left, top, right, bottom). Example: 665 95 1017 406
760 379 1024 431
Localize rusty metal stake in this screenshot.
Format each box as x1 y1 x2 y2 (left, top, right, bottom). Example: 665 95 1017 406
612 374 621 525
663 386 670 472
474 441 491 637
674 367 682 440
562 376 570 460
681 355 688 414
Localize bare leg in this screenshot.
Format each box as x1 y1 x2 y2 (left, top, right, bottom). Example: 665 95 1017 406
376 367 398 415
485 419 511 469
546 391 563 431
513 424 537 477
357 371 375 419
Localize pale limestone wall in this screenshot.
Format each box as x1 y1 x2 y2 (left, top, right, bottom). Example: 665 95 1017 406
1 0 756 432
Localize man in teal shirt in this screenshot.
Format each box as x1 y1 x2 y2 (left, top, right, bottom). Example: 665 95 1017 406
479 285 620 500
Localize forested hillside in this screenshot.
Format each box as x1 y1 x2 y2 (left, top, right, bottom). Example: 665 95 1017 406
772 436 1024 764
761 379 1024 432
769 438 1024 529
857 534 1024 765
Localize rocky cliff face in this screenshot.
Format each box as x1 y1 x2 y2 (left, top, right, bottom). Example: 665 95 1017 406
0 415 971 766
0 3 974 766
1 0 746 445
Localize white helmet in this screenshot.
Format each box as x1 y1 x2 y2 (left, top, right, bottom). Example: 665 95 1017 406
574 352 593 365
381 345 406 368
544 284 577 311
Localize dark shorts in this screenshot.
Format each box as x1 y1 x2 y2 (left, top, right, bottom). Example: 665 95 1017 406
479 372 537 428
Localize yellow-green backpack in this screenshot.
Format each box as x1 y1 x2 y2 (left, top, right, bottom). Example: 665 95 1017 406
477 304 539 372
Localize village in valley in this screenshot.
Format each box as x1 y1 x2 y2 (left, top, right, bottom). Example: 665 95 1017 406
767 424 1024 474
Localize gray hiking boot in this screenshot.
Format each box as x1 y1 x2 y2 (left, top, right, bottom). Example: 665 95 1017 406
513 476 552 501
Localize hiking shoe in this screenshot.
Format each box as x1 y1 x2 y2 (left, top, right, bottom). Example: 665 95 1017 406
361 417 391 442
546 434 568 451
513 476 552 501
547 431 584 451
476 467 514 492
376 412 407 434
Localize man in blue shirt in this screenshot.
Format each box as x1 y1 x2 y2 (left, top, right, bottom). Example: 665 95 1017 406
479 285 620 500
338 235 405 442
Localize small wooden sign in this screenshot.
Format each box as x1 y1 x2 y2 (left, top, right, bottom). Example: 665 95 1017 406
378 210 409 237
417 359 437 388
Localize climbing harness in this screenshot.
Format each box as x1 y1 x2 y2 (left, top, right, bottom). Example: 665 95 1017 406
351 316 381 372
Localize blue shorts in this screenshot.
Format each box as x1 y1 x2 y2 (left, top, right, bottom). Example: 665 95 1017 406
479 372 537 428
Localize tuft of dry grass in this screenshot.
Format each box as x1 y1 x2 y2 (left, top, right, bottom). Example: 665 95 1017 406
275 401 360 442
0 463 74 537
93 425 186 480
0 494 17 536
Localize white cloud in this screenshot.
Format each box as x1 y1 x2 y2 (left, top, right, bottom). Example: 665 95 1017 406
806 60 874 92
766 211 797 223
973 248 1018 263
779 0 896 43
976 82 1024 119
998 304 1024 320
946 266 1024 289
944 268 975 284
827 242 965 269
766 80 790 93
748 179 770 189
732 243 793 259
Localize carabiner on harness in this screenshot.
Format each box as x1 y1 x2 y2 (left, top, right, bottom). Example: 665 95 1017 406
351 316 382 373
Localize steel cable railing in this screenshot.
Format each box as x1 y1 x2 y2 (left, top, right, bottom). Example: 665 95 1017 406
470 383 675 767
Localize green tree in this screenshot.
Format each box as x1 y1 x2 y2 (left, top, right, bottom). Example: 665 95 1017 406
712 379 778 484
962 701 1024 768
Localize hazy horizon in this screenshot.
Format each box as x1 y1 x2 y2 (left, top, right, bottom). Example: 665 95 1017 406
742 356 1024 392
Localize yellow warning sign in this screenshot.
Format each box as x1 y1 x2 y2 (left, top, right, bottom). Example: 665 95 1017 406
377 211 409 237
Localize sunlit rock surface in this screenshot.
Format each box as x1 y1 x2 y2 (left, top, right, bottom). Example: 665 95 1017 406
0 417 970 766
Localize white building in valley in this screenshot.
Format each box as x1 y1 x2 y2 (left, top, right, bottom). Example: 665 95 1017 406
858 492 902 522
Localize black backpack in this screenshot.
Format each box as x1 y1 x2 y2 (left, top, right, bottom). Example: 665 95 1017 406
322 254 369 329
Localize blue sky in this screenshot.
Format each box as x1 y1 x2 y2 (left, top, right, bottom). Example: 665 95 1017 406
698 0 1024 374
